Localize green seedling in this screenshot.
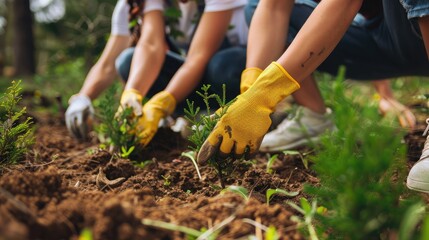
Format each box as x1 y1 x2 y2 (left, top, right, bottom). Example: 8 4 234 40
120 146 135 158
287 198 321 240
78 228 93 240
181 151 202 180
132 159 152 169
221 185 249 202
162 175 171 186
242 218 279 240
266 154 278 174
142 215 234 240
184 84 234 188
94 84 141 160
266 188 299 206
283 150 310 169
0 80 34 168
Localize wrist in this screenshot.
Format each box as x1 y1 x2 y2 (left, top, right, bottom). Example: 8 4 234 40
69 94 91 105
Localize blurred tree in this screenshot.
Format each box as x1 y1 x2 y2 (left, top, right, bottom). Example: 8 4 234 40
12 0 35 76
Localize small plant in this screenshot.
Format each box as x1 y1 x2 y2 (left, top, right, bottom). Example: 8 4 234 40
287 198 324 240
184 84 234 188
306 67 424 239
221 185 250 202
265 188 299 206
181 151 202 180
266 154 278 174
283 150 310 169
78 228 93 240
161 174 171 186
94 84 141 160
0 80 34 167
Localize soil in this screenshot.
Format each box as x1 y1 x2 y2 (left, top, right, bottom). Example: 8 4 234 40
0 103 428 240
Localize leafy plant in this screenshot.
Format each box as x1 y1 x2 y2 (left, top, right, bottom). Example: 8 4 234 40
266 154 278 174
184 84 234 188
94 84 140 160
0 80 34 167
305 67 423 239
221 185 249 202
265 188 299 206
287 198 324 240
181 151 202 180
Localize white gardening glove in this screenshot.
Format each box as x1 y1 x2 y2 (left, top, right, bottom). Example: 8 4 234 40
65 94 94 140
118 89 143 117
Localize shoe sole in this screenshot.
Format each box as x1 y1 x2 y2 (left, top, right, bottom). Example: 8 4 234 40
406 177 429 194
259 136 321 153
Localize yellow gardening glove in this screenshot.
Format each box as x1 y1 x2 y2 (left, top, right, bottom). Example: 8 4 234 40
197 62 300 164
118 88 143 117
240 67 263 93
137 91 176 147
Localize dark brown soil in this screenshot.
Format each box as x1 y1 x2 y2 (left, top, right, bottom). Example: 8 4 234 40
0 108 427 240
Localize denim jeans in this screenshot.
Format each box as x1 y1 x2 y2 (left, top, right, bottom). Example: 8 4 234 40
115 44 245 114
245 0 429 80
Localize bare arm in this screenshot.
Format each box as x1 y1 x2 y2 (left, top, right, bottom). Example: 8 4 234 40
165 10 233 102
124 10 166 96
419 16 429 59
278 0 363 81
79 35 130 99
246 0 294 69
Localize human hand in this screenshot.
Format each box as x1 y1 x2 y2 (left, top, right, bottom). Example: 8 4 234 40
378 97 416 129
137 91 176 147
118 89 143 117
240 67 262 93
65 94 94 140
197 62 300 164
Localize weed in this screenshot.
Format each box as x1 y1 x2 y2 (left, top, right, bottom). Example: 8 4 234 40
94 84 141 160
287 198 323 240
162 175 171 186
266 154 278 174
184 84 234 188
221 185 249 202
181 151 202 180
265 188 299 206
0 80 34 167
142 215 234 240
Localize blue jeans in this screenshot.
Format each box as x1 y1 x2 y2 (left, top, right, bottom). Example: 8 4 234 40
245 0 429 80
115 45 246 114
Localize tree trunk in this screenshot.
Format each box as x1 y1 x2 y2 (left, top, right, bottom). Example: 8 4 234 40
12 0 35 76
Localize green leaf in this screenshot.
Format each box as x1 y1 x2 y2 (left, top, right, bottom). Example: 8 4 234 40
266 188 299 205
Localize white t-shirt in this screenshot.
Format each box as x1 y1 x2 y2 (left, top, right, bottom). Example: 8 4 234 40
111 0 248 46
111 0 164 36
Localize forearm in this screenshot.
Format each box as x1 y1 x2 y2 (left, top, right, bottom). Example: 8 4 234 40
124 11 166 96
278 0 363 81
372 80 394 99
246 0 294 69
79 35 130 99
165 57 207 102
165 10 233 102
418 16 429 59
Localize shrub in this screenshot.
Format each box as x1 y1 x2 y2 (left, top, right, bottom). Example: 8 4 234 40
306 67 424 239
0 80 34 167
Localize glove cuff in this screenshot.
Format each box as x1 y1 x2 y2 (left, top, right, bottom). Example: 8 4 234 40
240 67 263 93
244 62 300 109
121 88 143 103
68 94 91 105
147 91 177 116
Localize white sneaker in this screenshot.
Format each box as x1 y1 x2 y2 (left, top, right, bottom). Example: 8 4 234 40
407 118 429 193
259 107 336 152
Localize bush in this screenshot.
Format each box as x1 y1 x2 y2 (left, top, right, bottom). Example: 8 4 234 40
0 80 34 167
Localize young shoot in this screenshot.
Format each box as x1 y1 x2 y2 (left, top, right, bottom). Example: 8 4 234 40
221 185 250 202
184 84 234 188
181 151 202 180
266 154 279 174
266 188 299 206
